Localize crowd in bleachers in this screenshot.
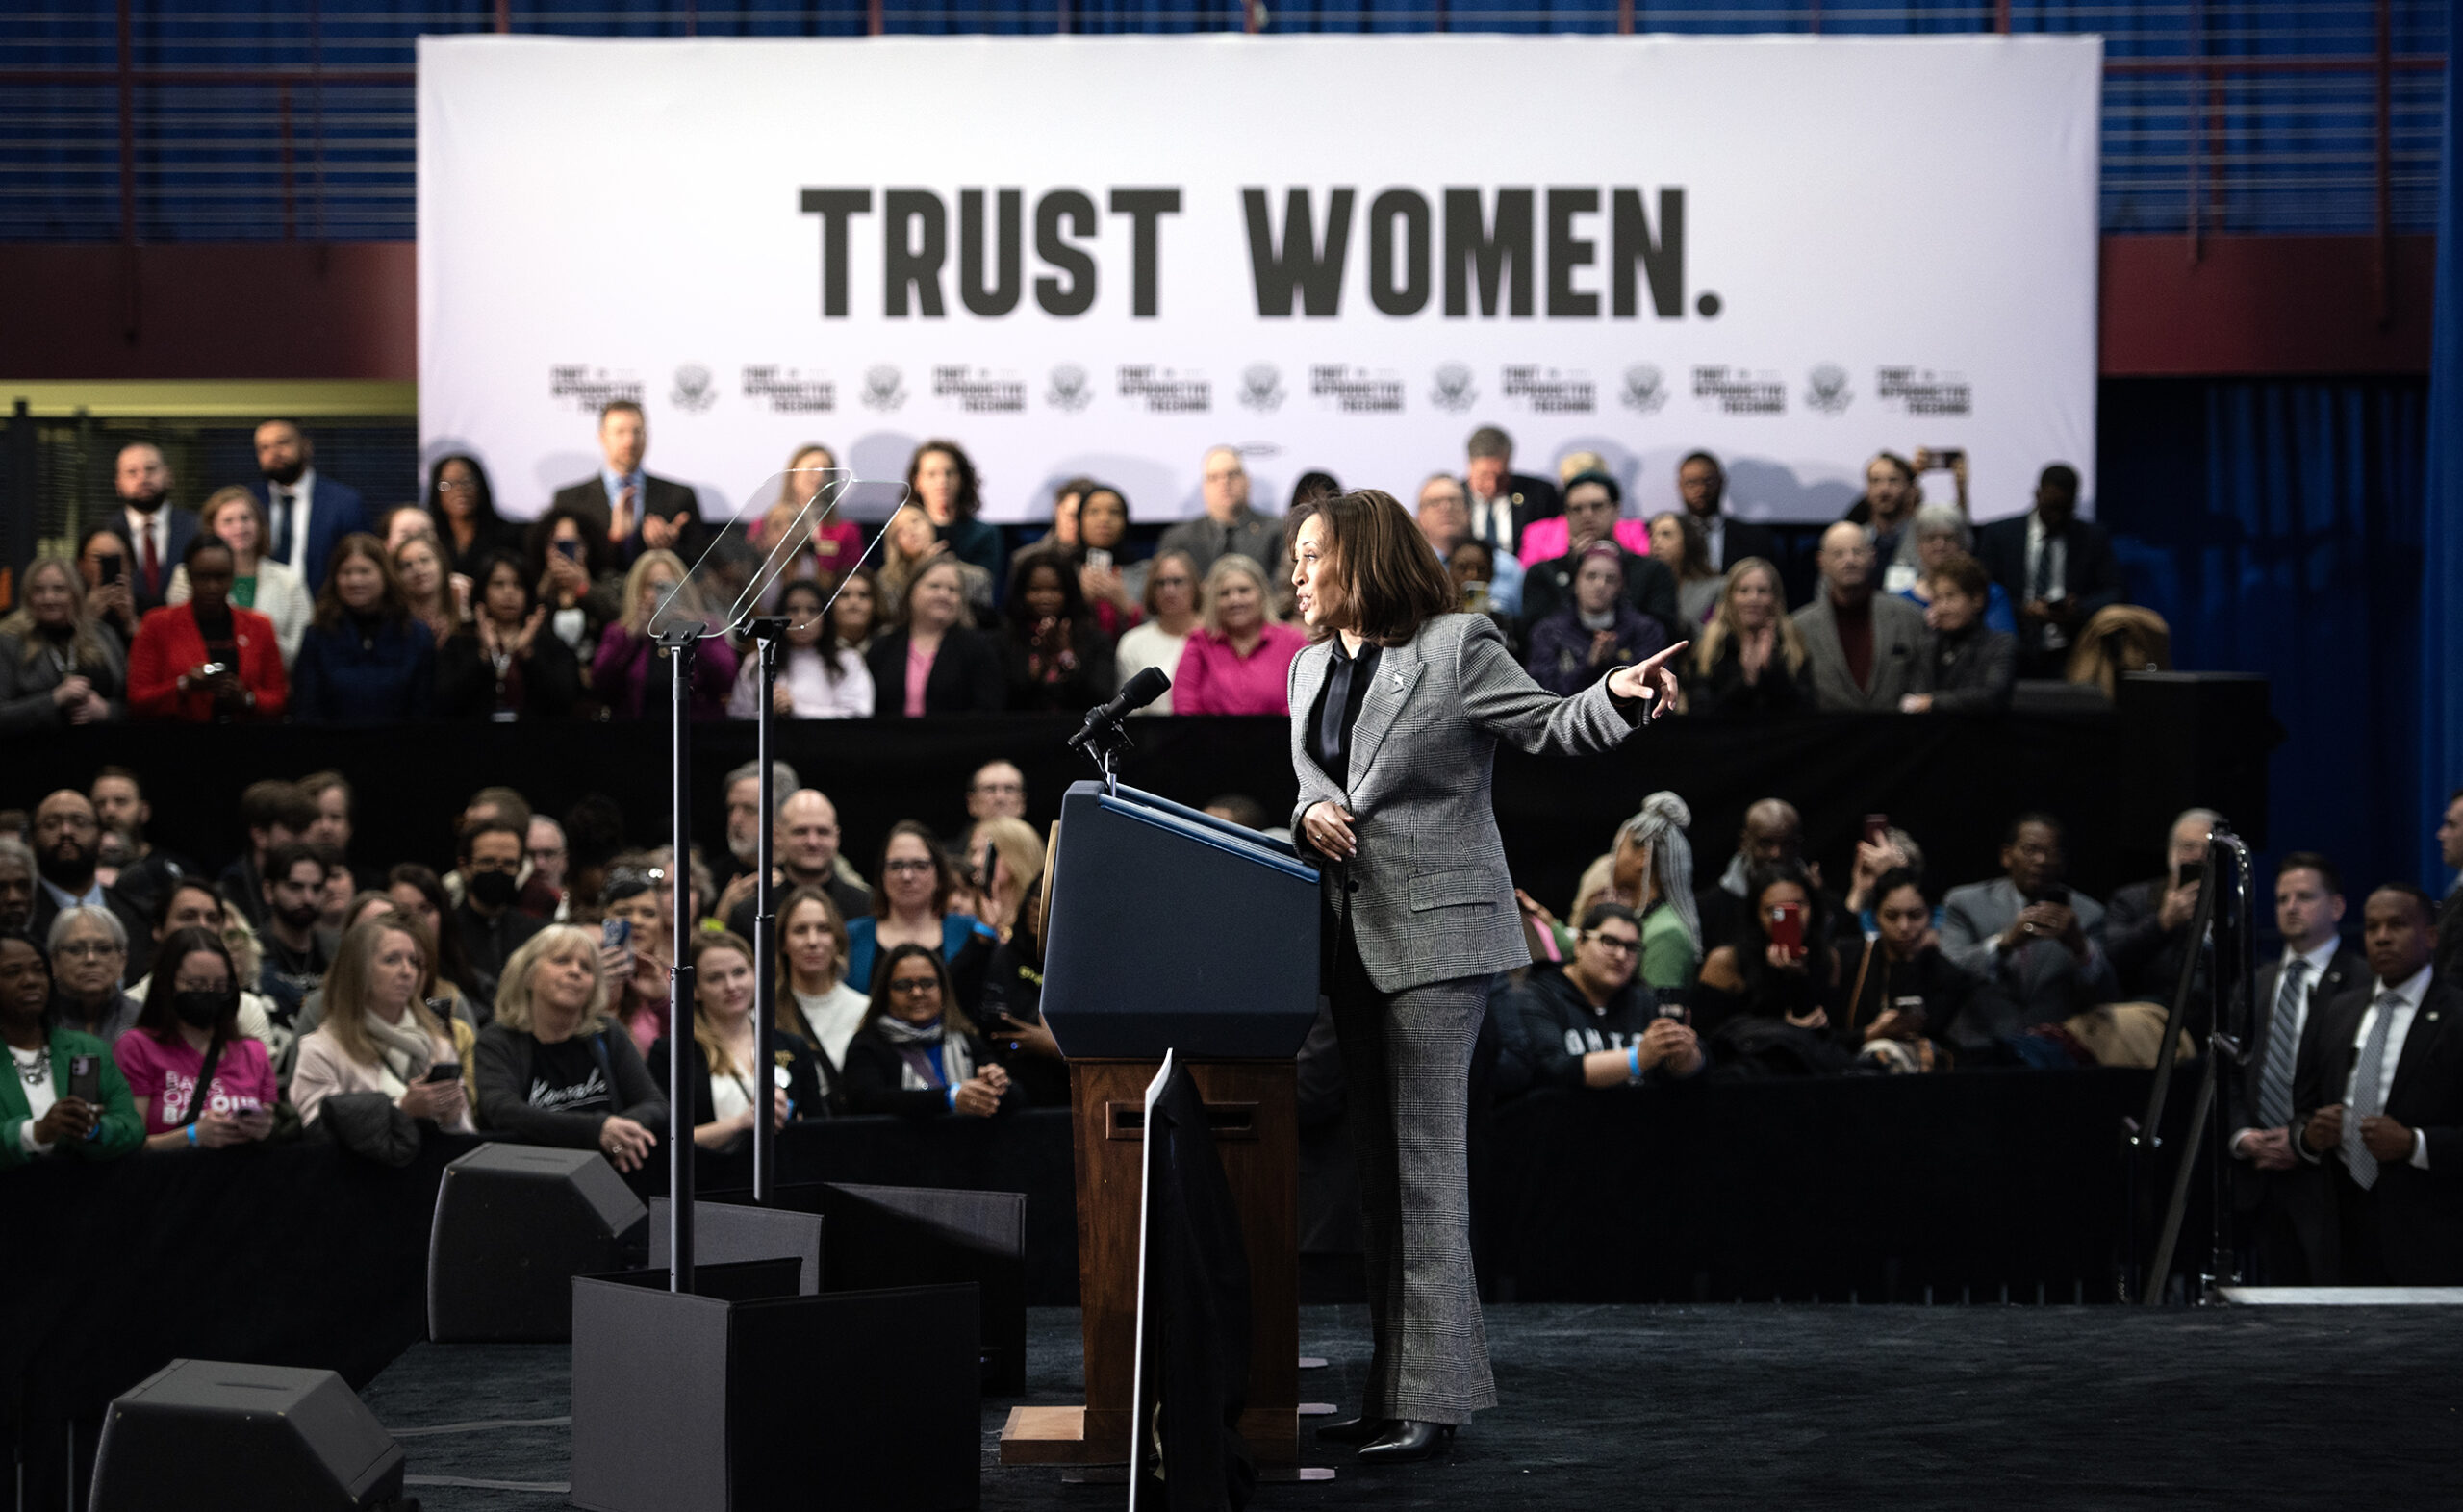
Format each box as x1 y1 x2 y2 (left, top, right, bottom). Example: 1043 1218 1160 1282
2 406 2156 731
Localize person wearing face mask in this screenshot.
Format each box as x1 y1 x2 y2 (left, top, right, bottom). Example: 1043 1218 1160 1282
289 534 436 722
652 932 824 1156
0 557 126 732
452 820 547 1014
1 935 143 1168
290 913 476 1133
126 539 288 721
112 926 279 1149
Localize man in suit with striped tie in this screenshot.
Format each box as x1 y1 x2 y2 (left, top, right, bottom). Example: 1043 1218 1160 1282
2294 883 2463 1285
2227 852 2364 1282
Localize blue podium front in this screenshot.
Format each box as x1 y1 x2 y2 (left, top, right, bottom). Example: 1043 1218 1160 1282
1039 781 1321 1060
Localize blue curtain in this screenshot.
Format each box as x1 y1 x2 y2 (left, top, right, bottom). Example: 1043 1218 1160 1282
2425 2 2463 887
2102 377 2429 899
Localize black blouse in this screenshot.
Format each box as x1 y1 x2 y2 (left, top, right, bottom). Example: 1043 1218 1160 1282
1303 637 1381 784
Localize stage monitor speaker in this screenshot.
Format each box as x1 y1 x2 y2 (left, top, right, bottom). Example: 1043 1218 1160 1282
89 1359 405 1512
648 1197 825 1294
813 1181 1028 1397
428 1142 647 1342
2116 672 2276 851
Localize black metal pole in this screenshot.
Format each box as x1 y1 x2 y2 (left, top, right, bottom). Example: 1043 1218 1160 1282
665 629 698 1294
2204 829 2256 1299
749 623 782 1202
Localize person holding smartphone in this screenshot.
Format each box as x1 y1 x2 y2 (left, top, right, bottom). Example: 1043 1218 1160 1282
113 927 279 1149
1688 863 1845 1045
291 912 476 1133
1494 903 1703 1097
0 935 143 1168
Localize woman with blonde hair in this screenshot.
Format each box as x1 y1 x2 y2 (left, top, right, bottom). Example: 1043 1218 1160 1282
291 912 476 1131
754 443 866 592
651 930 825 1151
166 486 315 661
390 528 463 651
961 817 1044 941
472 924 666 1171
775 883 867 1083
1170 553 1307 715
1681 557 1813 715
590 547 739 719
0 557 125 732
876 506 992 627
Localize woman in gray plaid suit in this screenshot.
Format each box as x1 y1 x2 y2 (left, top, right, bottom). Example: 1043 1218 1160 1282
1285 489 1685 1462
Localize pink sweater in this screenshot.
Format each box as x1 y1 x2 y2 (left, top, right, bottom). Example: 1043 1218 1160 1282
1517 516 1653 567
1171 622 1308 716
112 1031 280 1136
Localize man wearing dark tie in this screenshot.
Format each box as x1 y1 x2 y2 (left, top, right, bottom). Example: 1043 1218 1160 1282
247 419 367 594
1973 464 2121 678
549 400 701 568
107 442 198 616
1460 425 1561 558
2228 852 2365 1282
2294 883 2463 1285
1676 451 1783 581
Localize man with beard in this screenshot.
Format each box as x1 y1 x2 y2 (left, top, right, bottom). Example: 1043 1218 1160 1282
89 767 194 926
453 819 546 1014
724 788 873 945
26 792 150 986
1677 451 1783 580
246 419 367 594
106 442 199 614
256 841 338 1020
711 759 800 900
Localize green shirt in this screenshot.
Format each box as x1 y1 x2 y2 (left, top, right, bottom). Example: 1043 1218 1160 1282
1638 902 1699 993
0 1025 145 1169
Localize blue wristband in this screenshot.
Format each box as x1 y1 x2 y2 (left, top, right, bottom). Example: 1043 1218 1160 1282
946 1086 958 1110
185 1122 198 1147
1627 1044 1641 1082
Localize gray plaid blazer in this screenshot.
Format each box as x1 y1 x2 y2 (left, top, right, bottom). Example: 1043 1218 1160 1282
1287 612 1642 995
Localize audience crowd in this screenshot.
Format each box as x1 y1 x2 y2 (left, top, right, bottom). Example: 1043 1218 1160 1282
10 410 2451 1290
7 411 2153 731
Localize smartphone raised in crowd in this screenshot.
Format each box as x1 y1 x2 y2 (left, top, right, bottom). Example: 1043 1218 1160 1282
601 917 632 952
97 552 125 587
1768 900 1807 960
424 1061 464 1085
68 1054 101 1104
1086 547 1112 571
1863 813 1891 848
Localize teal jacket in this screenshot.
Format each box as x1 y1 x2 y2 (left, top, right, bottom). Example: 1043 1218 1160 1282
0 1026 145 1169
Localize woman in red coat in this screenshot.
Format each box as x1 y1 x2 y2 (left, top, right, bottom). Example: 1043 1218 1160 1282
127 539 288 721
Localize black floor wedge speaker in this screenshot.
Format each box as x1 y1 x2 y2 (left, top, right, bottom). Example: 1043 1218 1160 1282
89 1359 406 1512
428 1142 647 1342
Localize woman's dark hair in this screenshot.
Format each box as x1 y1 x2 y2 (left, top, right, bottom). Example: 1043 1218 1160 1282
1003 552 1090 638
469 549 535 624
1870 866 1927 907
134 926 240 1043
1078 484 1131 532
777 578 852 685
1288 471 1341 513
863 941 981 1039
905 439 983 522
182 534 235 571
1654 510 1715 584
875 820 958 920
0 935 50 1030
386 863 478 995
1563 468 1623 506
1731 862 1831 998
525 501 616 585
423 453 505 541
1288 489 1457 647
312 533 410 631
825 566 882 656
1577 900 1641 936
77 525 125 567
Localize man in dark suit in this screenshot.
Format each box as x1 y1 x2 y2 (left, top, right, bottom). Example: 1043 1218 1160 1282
549 400 701 568
1460 425 1560 558
25 791 153 989
1516 470 1679 642
2295 883 2463 1285
2104 808 2221 1002
1677 451 1783 580
2228 851 2364 1282
105 441 198 615
246 419 367 594
1973 464 2121 677
2434 787 2462 984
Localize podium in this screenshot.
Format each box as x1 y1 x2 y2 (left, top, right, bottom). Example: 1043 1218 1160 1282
1000 781 1320 1468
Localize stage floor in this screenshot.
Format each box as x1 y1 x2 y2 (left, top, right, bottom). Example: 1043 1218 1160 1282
364 1301 2460 1509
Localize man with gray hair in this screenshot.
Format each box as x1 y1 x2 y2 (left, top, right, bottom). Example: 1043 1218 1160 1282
1460 424 1561 557
2104 808 2224 1002
1902 501 2018 635
1414 472 1524 617
1156 445 1279 577
1791 523 1927 712
712 759 803 917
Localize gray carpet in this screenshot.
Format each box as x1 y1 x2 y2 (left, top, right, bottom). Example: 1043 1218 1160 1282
363 1303 2463 1510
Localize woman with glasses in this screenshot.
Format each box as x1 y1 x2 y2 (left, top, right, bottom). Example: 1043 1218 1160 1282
423 454 522 581
842 943 1013 1119
1284 489 1685 1463
1111 549 1200 715
843 822 990 997
46 907 140 1045
0 935 143 1169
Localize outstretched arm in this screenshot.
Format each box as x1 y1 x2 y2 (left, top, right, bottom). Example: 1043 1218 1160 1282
1457 616 1684 758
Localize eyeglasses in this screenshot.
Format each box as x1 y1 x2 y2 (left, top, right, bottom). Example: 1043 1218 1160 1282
54 941 123 960
883 859 936 876
436 478 478 494
888 977 941 996
1584 933 1640 956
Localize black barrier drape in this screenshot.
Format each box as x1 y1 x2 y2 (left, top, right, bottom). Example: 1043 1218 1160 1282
3 700 2263 928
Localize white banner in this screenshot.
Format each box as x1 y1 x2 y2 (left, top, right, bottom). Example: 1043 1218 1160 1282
419 34 2099 527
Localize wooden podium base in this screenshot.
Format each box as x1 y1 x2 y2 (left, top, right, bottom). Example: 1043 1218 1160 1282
998 1058 1302 1469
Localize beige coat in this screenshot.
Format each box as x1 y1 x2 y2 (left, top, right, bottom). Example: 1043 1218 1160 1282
291 1014 477 1133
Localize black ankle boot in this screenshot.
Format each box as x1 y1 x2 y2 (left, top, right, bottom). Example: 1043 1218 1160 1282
1356 1420 1454 1463
1312 1415 1394 1446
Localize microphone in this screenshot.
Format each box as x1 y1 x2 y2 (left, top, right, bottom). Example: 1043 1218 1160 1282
1067 667 1172 749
